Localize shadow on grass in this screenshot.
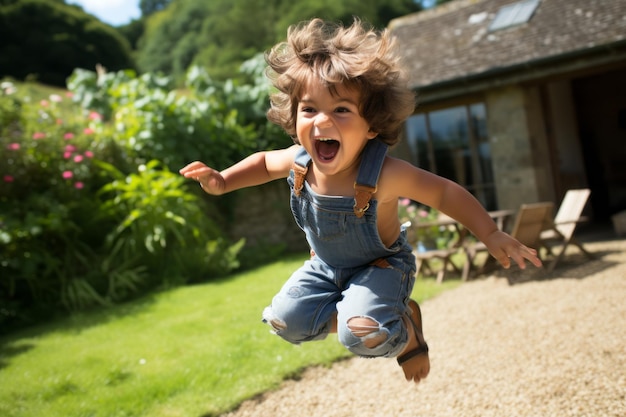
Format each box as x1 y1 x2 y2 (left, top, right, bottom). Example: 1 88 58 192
0 252 311 370
0 290 160 370
0 341 35 369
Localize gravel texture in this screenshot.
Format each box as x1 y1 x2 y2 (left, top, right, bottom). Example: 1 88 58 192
221 237 626 417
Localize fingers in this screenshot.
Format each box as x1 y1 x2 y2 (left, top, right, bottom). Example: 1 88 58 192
494 244 542 270
496 252 512 269
179 162 224 195
179 161 214 179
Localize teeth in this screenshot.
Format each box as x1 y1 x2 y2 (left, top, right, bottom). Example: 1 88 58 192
317 138 335 141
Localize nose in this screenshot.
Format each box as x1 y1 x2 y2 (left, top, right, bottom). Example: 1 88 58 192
313 112 332 128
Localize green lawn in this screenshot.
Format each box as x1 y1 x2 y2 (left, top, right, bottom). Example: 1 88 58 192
0 253 460 417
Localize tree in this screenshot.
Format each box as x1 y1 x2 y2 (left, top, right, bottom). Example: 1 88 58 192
136 0 423 82
0 0 135 86
139 0 171 17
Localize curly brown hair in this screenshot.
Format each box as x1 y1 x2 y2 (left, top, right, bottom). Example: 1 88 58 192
265 18 416 147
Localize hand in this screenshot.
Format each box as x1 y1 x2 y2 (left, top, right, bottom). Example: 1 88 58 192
483 230 543 270
179 161 225 195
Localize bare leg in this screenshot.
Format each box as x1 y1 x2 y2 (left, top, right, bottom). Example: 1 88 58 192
329 312 338 333
331 304 429 384
397 300 430 383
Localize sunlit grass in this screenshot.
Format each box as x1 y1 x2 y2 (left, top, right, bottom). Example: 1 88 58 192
0 253 460 417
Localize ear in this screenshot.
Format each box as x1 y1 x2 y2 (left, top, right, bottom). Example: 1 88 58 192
367 128 378 139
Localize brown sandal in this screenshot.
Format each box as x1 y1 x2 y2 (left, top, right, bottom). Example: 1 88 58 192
397 299 429 365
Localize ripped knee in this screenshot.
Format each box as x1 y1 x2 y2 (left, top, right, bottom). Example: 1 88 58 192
347 316 388 348
262 307 287 334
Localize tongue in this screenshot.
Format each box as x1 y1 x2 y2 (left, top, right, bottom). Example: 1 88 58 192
318 140 339 160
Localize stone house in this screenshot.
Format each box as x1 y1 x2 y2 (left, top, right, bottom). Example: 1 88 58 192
231 0 626 252
389 0 626 222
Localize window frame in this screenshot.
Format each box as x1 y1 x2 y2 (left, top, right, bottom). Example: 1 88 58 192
403 99 497 210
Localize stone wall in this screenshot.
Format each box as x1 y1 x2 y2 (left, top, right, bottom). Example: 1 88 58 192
486 86 544 210
227 180 309 253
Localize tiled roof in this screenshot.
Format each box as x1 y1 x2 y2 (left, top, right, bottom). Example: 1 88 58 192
389 0 626 91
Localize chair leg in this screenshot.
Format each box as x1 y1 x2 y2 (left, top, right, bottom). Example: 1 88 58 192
415 258 423 277
546 244 568 273
438 255 463 284
462 249 474 281
572 238 595 259
436 268 446 284
546 238 595 273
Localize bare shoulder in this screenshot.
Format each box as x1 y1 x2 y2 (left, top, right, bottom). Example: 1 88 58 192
375 156 416 202
377 155 444 204
381 155 417 174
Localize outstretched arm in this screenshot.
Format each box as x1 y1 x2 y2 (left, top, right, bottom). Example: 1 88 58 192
179 145 298 195
385 157 542 270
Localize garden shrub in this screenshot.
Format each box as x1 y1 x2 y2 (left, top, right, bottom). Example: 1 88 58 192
0 72 254 330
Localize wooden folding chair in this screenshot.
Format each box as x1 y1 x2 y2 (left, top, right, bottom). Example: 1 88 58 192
411 213 462 284
540 189 594 272
414 247 461 284
463 202 554 280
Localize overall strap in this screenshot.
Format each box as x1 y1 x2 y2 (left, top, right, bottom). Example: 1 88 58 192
291 140 388 216
292 146 311 197
353 139 388 217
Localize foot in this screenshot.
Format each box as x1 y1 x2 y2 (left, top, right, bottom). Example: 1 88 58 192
397 299 430 383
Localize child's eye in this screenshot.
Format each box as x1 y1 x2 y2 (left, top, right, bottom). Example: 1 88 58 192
300 106 315 113
335 107 350 113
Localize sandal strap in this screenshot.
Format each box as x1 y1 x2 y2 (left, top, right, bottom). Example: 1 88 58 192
397 344 429 365
397 299 429 366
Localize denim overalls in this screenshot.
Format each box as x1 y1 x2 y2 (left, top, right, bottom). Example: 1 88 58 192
262 139 417 358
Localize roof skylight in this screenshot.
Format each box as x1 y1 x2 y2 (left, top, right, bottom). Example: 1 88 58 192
489 0 540 31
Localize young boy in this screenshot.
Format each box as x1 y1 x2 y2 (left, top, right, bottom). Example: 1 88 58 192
180 18 542 383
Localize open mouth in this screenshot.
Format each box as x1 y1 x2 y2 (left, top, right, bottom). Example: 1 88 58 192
315 138 340 161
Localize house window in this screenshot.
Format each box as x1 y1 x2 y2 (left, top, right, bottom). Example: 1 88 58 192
405 103 497 210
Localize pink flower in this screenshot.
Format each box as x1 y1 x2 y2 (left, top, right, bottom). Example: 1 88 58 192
73 155 84 163
62 171 73 179
63 133 75 140
83 128 95 135
63 151 72 159
418 210 429 218
40 100 49 107
32 132 46 140
88 111 102 121
3 175 14 183
84 150 94 158
49 94 62 103
64 144 77 152
7 143 20 150
74 182 84 189
56 119 63 125
65 91 74 98
400 198 411 206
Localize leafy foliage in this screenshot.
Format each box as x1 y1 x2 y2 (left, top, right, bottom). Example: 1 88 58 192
398 198 458 250
0 70 266 331
0 0 454 88
67 58 290 172
136 0 424 81
140 0 172 17
97 160 243 284
0 0 135 86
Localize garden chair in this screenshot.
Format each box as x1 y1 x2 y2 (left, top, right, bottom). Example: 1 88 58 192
540 188 594 272
414 246 462 284
411 214 462 284
462 202 555 280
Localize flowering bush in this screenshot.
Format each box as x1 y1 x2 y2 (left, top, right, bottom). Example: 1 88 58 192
0 78 246 330
0 83 109 319
398 198 457 251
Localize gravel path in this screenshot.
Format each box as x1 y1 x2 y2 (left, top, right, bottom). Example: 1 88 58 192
222 237 626 417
